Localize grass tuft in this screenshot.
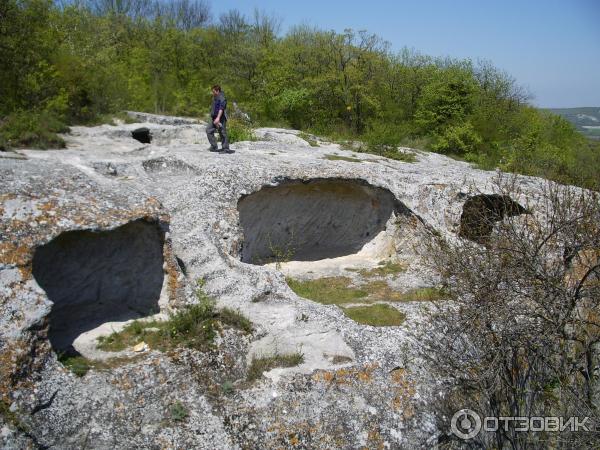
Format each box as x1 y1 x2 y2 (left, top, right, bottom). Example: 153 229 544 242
324 154 362 163
170 401 189 422
342 304 406 326
97 281 253 352
247 351 305 381
286 274 444 327
219 307 253 333
286 276 368 305
0 399 29 434
58 354 91 377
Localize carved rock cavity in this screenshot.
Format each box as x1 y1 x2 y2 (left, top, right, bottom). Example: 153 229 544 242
32 219 165 352
237 179 401 264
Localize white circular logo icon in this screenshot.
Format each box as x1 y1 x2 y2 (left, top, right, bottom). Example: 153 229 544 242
450 409 482 439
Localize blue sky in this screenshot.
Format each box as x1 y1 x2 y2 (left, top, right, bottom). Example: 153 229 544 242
211 0 600 108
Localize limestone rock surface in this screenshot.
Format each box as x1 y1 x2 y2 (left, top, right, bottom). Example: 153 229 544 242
0 112 552 449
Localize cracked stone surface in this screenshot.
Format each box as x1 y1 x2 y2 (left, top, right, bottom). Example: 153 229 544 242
0 111 554 448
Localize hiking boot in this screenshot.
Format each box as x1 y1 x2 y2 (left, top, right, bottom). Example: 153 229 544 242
221 148 234 154
208 146 221 152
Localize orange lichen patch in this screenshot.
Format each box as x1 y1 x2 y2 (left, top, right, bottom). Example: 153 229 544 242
0 242 32 266
110 374 135 390
36 199 59 213
163 244 180 304
365 429 385 450
18 265 32 279
390 367 416 419
265 419 334 448
312 363 379 385
427 183 448 189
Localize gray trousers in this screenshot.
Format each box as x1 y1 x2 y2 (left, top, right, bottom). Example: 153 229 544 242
206 121 229 150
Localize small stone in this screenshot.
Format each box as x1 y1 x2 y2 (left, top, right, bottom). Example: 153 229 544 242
132 342 149 352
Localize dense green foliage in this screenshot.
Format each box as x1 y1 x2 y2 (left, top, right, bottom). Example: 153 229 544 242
1 0 598 188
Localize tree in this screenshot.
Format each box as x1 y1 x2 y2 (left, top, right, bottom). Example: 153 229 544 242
420 176 600 448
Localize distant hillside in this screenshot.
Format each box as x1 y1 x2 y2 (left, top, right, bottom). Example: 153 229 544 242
546 107 600 140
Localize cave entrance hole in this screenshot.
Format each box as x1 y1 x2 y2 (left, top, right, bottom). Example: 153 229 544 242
458 194 527 242
237 179 402 264
32 219 165 354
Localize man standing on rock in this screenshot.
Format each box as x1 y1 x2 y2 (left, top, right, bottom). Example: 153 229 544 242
206 84 231 153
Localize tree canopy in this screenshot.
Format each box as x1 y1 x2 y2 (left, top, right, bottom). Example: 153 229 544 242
1 0 598 189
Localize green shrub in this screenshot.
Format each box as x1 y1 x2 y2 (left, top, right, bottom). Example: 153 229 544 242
0 110 68 150
431 121 482 156
226 118 256 143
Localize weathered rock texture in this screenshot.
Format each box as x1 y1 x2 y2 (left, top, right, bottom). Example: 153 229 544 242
0 111 555 449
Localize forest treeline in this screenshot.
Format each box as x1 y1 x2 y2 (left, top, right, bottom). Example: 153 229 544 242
1 0 598 189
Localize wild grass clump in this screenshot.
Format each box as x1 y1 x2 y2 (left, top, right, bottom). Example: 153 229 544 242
0 398 28 434
169 401 189 422
400 286 446 301
247 351 305 381
287 273 443 305
97 281 253 352
286 273 443 327
219 307 253 333
57 354 91 377
342 304 406 326
286 276 368 305
323 154 363 163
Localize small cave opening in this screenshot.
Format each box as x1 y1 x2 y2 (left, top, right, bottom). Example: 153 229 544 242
237 179 401 263
32 219 165 353
131 127 152 144
458 194 527 242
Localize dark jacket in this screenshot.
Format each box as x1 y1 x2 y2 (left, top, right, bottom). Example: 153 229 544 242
211 92 228 121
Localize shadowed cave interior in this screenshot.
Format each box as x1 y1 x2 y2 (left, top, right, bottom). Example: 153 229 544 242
32 219 165 353
237 179 400 264
458 194 527 242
